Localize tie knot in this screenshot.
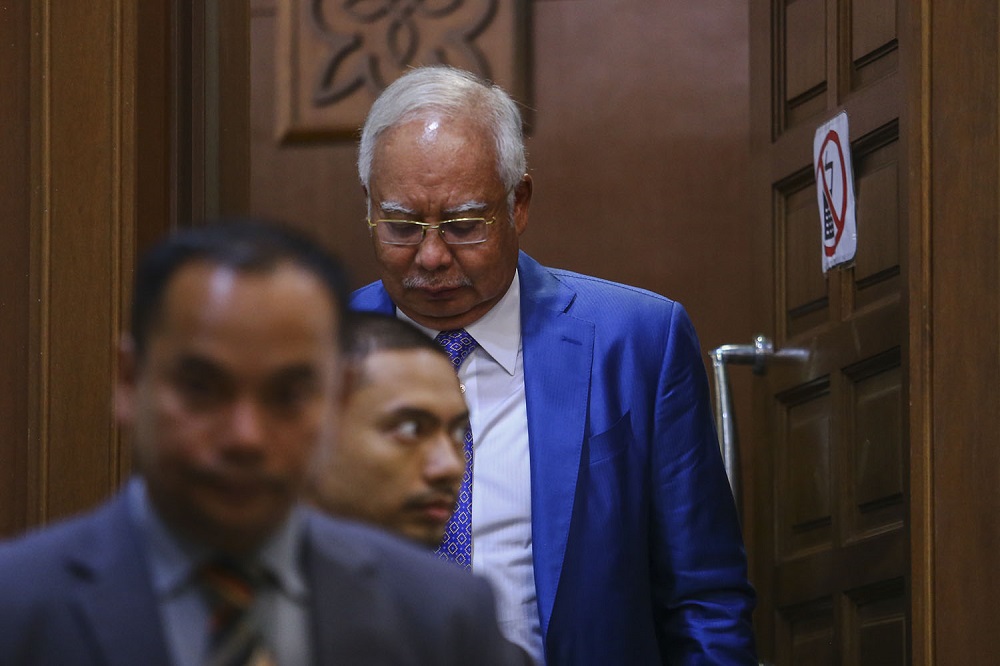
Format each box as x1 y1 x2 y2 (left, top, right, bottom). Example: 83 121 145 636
199 560 264 613
434 329 478 369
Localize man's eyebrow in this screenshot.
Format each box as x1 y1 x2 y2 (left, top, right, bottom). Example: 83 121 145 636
378 200 417 216
377 200 490 217
386 406 436 421
268 364 320 384
173 354 225 376
443 200 489 216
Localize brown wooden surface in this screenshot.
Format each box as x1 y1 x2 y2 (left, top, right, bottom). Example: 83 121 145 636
0 0 193 534
750 0 908 663
929 2 1000 663
21 1 136 524
0 0 33 537
904 2 931 663
217 2 251 216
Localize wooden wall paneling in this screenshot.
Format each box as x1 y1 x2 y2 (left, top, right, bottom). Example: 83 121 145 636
30 0 139 523
249 0 370 286
929 2 1000 663
217 1 251 216
135 0 174 259
0 0 33 537
902 0 931 662
177 0 251 227
0 0 246 531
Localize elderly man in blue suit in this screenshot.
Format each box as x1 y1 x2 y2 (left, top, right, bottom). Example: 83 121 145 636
0 221 526 666
351 66 758 665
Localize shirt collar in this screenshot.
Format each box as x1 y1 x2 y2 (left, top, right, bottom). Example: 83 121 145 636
128 477 308 602
256 506 309 601
398 269 521 375
127 477 207 599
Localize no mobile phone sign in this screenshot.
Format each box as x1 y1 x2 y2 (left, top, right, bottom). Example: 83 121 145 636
813 111 858 272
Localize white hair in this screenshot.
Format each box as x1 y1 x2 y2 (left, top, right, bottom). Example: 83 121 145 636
357 66 526 202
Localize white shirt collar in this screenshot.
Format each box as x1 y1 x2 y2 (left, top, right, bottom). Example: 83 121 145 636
397 269 521 376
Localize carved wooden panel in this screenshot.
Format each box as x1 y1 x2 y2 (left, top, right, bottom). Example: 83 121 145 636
851 125 900 311
849 0 898 91
276 0 530 141
779 598 835 666
779 171 830 338
848 579 906 666
781 0 827 131
844 350 903 538
777 381 832 557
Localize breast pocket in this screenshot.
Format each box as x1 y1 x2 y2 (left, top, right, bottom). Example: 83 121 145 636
588 411 633 465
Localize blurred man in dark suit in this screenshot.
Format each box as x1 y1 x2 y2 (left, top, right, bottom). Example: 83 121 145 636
0 220 524 666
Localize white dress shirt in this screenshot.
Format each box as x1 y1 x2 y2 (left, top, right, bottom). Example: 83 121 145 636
400 271 543 663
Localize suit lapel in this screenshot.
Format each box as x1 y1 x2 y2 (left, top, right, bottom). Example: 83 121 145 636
518 253 593 635
349 256 594 638
71 493 171 666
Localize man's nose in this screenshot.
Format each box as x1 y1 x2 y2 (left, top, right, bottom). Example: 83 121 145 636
424 433 465 485
225 399 267 454
413 228 454 271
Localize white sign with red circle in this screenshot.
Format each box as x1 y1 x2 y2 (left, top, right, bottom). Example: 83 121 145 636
813 111 858 272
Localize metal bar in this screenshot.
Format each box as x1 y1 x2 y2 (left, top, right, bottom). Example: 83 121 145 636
708 336 810 522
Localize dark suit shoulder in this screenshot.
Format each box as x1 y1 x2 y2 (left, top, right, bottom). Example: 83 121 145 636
0 494 160 666
302 511 527 666
305 510 492 597
0 497 121 582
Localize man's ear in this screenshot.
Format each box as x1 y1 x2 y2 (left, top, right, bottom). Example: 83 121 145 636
114 334 138 426
513 174 533 236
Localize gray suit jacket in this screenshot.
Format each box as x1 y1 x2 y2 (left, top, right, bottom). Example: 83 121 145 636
0 486 522 665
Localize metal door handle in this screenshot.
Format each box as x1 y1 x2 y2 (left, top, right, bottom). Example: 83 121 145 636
709 336 810 519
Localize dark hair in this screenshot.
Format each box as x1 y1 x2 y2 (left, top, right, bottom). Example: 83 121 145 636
342 311 448 364
130 219 351 359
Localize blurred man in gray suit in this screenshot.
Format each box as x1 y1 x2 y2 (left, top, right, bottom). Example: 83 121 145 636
0 220 524 666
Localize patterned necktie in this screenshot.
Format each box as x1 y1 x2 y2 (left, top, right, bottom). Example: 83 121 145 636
199 559 275 666
434 328 478 569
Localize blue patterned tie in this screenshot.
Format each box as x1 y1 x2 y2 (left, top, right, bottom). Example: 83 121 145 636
434 328 478 569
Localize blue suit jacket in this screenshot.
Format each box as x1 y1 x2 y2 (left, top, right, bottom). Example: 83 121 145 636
0 486 524 666
352 252 757 665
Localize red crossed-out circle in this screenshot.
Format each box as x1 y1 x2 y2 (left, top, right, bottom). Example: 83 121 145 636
816 129 848 257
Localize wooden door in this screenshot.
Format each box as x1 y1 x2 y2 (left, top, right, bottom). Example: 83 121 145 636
748 1 909 663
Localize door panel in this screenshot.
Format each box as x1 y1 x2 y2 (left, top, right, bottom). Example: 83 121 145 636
750 1 907 663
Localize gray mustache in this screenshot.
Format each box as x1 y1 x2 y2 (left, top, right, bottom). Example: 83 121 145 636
402 275 473 290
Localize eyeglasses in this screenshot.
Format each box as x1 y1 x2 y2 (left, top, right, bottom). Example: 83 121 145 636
366 216 497 246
